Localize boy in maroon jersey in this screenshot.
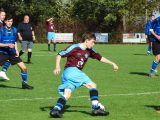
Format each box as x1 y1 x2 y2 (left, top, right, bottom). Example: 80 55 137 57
50 32 118 118
46 17 56 51
0 8 5 27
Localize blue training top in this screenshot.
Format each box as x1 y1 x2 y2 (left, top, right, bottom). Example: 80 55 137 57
0 26 17 55
152 17 160 42
145 19 154 36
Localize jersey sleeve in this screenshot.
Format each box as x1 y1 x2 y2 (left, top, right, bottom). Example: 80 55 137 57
89 48 102 61
17 23 22 33
14 27 18 42
58 44 77 57
145 20 151 35
0 28 2 43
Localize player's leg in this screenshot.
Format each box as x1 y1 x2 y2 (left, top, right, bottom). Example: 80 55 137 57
27 41 33 64
84 82 109 116
19 41 26 56
0 61 10 80
149 54 160 77
149 42 160 77
0 54 10 80
147 41 152 55
50 88 71 118
47 32 52 51
50 68 77 118
52 32 56 52
16 59 33 89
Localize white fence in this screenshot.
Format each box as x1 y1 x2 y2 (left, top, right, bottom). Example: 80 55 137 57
123 33 146 43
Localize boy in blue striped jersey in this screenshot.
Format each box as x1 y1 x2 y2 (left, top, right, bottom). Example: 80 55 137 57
0 8 10 80
0 15 33 89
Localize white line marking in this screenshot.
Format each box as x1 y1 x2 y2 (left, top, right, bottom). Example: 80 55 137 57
0 91 160 102
34 55 54 56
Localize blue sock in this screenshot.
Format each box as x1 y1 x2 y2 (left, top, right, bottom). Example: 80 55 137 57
2 61 11 72
54 96 66 111
53 43 56 51
150 61 159 74
21 72 27 85
90 88 99 109
147 45 152 53
48 44 50 51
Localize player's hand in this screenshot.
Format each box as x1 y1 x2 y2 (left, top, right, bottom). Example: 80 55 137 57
53 67 61 75
8 44 15 48
149 29 154 32
112 63 118 71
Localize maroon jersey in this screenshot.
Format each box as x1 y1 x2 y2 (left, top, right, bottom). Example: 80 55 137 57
46 21 55 32
0 21 4 27
58 43 102 70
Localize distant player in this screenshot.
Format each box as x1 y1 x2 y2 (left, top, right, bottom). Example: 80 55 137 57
0 8 10 80
145 14 155 55
18 15 36 64
46 17 56 51
50 32 118 118
0 15 33 89
149 16 160 77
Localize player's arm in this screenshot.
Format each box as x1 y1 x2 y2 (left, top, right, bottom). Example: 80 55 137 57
17 23 23 41
100 57 118 71
150 29 160 40
46 17 53 22
53 54 62 75
32 31 36 41
15 42 19 57
18 32 22 41
0 43 15 48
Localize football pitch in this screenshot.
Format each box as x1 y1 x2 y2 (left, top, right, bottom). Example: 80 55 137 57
0 44 160 120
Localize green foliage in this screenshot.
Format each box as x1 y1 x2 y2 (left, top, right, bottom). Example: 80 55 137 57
0 0 160 42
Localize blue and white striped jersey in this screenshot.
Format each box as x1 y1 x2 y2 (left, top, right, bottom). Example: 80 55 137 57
0 26 17 55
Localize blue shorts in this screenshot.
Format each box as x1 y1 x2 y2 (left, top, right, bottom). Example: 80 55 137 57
47 32 55 41
58 67 92 95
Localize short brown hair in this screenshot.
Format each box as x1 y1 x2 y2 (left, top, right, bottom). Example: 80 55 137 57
81 32 96 42
0 8 5 13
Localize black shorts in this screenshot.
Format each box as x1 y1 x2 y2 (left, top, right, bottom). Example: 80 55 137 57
0 53 22 66
152 41 160 56
147 36 153 43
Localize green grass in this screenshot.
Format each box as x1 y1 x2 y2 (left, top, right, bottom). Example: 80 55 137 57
0 44 160 120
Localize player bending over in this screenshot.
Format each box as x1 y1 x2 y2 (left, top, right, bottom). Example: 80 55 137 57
50 32 118 118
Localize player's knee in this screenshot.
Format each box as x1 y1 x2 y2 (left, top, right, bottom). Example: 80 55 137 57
28 49 32 52
90 82 97 88
63 88 72 100
21 65 27 72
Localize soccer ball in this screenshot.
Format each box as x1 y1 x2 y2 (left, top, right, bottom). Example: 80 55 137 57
98 103 105 111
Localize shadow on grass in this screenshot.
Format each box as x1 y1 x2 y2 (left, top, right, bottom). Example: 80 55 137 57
0 78 8 82
0 84 21 89
39 50 54 52
133 53 149 56
40 105 91 116
145 105 160 111
130 72 149 76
